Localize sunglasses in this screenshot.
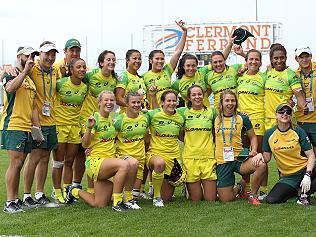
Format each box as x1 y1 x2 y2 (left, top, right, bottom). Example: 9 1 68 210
277 110 292 115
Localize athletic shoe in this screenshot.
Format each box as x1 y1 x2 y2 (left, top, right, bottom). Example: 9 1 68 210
22 197 38 209
139 192 150 200
15 199 23 209
248 194 261 205
3 201 24 214
72 183 82 189
54 194 65 204
65 185 79 204
297 195 311 206
153 197 164 207
36 194 59 208
112 201 129 212
237 180 248 199
258 191 267 201
125 199 141 210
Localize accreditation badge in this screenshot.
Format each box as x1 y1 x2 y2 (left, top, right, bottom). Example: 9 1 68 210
223 147 234 162
306 97 315 112
42 100 51 117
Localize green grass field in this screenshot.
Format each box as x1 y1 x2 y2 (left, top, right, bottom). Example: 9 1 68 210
0 150 315 237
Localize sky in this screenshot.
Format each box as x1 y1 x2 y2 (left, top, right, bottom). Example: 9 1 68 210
0 0 315 73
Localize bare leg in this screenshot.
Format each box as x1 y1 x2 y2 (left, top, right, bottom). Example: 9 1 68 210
63 144 79 185
52 143 66 189
24 149 42 193
73 150 86 183
186 181 203 201
35 149 51 192
202 180 217 201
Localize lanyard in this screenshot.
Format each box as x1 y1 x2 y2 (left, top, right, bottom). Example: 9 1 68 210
300 70 314 97
221 115 234 146
39 61 53 99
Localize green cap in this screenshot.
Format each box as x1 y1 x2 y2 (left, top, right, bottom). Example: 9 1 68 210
65 38 81 49
276 103 292 113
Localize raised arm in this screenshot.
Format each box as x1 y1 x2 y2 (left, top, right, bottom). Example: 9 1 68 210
170 20 188 70
82 115 96 148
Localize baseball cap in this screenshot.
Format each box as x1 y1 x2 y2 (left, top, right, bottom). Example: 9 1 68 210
39 42 59 53
295 46 312 57
65 38 81 49
276 103 292 113
232 28 254 45
17 46 39 56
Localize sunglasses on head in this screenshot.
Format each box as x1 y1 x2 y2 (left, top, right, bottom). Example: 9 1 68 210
277 110 292 115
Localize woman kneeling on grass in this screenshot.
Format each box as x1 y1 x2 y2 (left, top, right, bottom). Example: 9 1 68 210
215 90 266 205
146 90 184 207
177 85 217 201
260 103 316 205
66 90 139 211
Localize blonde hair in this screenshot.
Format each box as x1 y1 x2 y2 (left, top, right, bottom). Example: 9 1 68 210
97 90 115 109
217 90 238 127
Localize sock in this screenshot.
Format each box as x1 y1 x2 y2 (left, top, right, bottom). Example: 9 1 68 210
73 181 81 185
152 170 163 198
15 198 20 203
71 188 80 199
54 188 63 197
23 193 31 201
259 186 268 194
125 191 133 202
87 188 95 194
245 182 251 192
63 183 71 189
35 192 44 200
113 193 123 206
140 184 145 192
133 189 140 198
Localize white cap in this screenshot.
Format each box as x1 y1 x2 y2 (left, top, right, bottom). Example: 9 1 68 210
17 46 39 56
295 46 311 57
39 42 59 53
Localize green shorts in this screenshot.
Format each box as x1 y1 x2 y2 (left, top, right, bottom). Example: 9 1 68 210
1 130 32 154
32 125 58 150
298 122 316 147
278 168 306 190
216 156 247 188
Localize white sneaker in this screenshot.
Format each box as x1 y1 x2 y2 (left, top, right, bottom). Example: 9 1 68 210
153 197 164 207
148 186 154 199
258 191 267 201
125 199 141 210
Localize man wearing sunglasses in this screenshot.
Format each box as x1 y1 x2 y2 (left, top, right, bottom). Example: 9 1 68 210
294 46 316 155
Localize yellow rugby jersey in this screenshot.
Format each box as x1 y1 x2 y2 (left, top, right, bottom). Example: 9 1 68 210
265 68 302 119
55 58 91 78
145 108 184 158
172 65 210 107
114 113 149 160
80 69 117 122
206 64 242 108
177 107 216 159
88 112 117 158
237 72 266 119
142 63 173 109
29 61 58 126
295 61 316 122
263 126 312 175
0 71 36 132
116 70 146 111
215 114 252 164
55 77 87 125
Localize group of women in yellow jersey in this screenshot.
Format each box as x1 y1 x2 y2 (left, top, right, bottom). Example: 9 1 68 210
4 20 316 214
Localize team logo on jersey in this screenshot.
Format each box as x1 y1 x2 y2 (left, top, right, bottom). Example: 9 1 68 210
255 123 261 128
274 139 278 144
154 28 182 50
65 91 72 95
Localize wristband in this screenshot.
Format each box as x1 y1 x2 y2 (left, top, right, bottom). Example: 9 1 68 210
306 170 312 177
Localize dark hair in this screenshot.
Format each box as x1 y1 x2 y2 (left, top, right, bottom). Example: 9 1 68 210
187 85 206 109
124 91 141 104
148 50 165 70
125 49 141 77
161 90 177 103
210 51 225 62
97 50 117 79
245 49 262 61
176 54 198 79
68 58 85 77
39 40 54 48
269 44 287 68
